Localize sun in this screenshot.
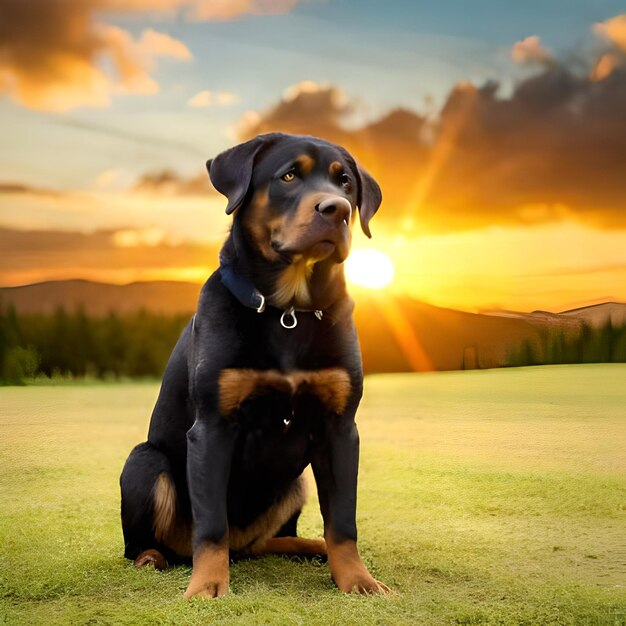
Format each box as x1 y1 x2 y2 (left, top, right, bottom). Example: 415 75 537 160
345 249 395 289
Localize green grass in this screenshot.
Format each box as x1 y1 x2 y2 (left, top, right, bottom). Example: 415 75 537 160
1 364 625 625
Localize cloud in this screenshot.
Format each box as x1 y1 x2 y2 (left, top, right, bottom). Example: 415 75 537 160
130 169 215 195
594 14 626 52
0 182 65 198
188 89 240 107
512 35 554 66
237 81 354 141
188 0 298 21
112 228 166 247
0 1 193 111
0 0 298 111
0 226 220 285
237 59 626 234
590 52 622 81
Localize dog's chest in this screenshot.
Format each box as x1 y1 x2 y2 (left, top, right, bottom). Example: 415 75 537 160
222 367 351 483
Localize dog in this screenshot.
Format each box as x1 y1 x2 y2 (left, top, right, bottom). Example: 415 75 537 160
120 132 390 598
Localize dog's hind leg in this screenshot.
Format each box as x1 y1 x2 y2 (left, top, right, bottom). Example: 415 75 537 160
120 442 189 568
248 536 327 558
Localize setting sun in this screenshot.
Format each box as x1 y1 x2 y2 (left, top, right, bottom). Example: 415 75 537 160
345 249 395 289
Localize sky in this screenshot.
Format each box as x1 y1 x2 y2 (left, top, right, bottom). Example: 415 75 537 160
1 0 625 312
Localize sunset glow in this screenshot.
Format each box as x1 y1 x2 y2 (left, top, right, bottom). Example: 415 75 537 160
345 249 395 290
0 1 625 314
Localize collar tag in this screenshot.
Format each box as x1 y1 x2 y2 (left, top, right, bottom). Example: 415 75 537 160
280 307 298 329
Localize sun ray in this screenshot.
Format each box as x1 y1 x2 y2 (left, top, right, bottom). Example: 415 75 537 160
371 294 434 372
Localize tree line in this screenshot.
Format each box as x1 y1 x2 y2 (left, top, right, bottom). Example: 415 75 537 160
505 320 626 367
0 303 190 384
1 302 625 383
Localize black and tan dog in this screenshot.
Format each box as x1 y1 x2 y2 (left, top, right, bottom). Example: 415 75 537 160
120 132 390 598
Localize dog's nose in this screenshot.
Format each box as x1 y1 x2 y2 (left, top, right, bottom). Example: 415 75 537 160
315 197 351 225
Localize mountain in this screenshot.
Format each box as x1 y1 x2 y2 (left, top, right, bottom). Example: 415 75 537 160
0 279 201 315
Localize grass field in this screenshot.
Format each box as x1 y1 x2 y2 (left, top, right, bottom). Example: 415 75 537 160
1 364 625 625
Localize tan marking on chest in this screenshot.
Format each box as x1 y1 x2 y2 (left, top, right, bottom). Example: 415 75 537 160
270 256 315 309
218 367 351 416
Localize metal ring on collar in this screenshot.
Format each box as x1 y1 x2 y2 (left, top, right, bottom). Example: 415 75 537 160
280 307 297 329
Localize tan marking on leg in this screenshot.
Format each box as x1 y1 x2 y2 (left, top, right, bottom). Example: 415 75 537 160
249 537 326 557
229 474 307 551
326 535 391 595
134 548 167 570
184 537 230 599
153 473 176 543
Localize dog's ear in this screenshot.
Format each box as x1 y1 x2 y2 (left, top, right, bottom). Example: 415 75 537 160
356 165 382 238
207 136 269 215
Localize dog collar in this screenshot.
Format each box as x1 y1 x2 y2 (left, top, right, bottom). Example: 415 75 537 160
220 262 266 313
219 262 323 329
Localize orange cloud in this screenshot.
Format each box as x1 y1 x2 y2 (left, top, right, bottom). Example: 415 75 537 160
0 0 298 111
0 0 296 112
591 52 621 81
0 1 192 111
594 14 626 52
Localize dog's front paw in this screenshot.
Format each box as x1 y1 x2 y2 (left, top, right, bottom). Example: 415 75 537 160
183 575 229 599
327 539 392 595
183 542 229 599
334 571 391 595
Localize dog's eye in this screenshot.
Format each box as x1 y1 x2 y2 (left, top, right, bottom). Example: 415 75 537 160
341 173 352 192
281 170 296 182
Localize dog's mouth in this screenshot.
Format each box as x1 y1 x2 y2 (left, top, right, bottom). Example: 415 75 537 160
271 235 349 264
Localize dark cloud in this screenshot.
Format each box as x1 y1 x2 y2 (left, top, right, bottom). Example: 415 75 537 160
0 226 220 284
0 182 64 197
239 57 626 233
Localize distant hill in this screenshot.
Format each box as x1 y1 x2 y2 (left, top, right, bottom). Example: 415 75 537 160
0 279 201 315
559 302 626 328
482 302 626 330
0 279 570 373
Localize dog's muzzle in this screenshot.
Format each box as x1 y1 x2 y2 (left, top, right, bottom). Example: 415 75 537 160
315 197 352 226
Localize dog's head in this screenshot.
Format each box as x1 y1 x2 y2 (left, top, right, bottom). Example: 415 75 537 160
208 133 382 308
